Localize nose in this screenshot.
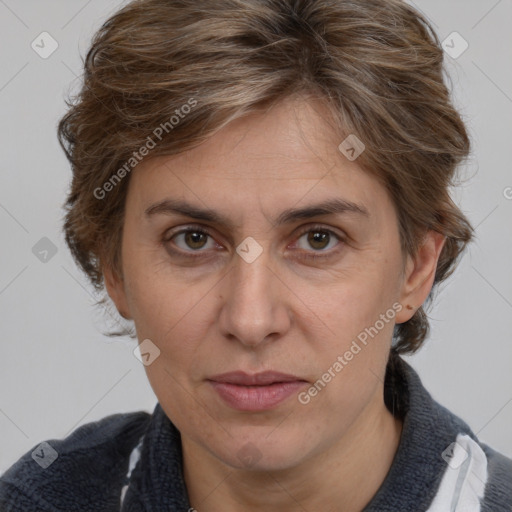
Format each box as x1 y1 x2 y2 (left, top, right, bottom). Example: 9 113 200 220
217 245 291 349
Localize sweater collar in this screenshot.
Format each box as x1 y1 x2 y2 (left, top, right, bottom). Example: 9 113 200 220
364 354 474 511
121 354 473 511
120 401 191 511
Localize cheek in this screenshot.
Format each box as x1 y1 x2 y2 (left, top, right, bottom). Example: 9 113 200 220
320 261 399 335
144 359 220 446
123 254 209 336
302 284 397 418
309 253 402 388
124 261 220 386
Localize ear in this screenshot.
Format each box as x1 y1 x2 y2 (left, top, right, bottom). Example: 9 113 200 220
103 265 132 320
395 230 446 324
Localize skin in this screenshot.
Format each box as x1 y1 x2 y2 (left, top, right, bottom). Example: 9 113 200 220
104 94 445 512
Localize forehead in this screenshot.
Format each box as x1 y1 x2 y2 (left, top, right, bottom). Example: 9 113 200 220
127 96 389 215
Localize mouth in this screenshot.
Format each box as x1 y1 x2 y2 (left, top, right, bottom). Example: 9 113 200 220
207 371 308 411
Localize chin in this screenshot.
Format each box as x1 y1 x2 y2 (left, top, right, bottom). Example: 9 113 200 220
214 432 313 472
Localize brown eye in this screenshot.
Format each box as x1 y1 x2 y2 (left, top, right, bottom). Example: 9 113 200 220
183 231 209 250
291 225 346 262
296 229 339 252
307 230 331 250
166 228 217 253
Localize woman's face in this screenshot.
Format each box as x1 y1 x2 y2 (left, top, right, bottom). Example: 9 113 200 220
106 96 427 471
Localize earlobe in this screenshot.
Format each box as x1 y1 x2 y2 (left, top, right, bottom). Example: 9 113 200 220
395 231 446 324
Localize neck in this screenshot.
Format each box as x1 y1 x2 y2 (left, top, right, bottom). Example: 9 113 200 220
183 388 403 512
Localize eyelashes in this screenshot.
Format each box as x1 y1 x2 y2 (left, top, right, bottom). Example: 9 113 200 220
163 223 345 261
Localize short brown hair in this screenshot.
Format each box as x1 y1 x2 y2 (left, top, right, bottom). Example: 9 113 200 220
58 0 473 354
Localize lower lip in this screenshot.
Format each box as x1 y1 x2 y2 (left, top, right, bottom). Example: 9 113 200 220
208 381 306 411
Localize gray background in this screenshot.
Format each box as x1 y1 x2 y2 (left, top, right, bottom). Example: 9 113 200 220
0 0 511 473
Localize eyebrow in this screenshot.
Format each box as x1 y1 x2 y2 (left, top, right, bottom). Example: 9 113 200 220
144 197 369 228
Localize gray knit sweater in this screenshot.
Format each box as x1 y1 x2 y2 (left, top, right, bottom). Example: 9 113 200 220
1 355 511 511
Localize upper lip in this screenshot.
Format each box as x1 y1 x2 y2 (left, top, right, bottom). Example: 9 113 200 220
208 371 306 386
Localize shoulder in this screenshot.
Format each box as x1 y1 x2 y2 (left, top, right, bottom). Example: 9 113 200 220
420 379 512 509
479 442 512 511
423 392 512 510
385 356 512 511
0 409 151 512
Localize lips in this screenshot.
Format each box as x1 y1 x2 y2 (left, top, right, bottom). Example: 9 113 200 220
209 371 305 386
207 371 308 411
